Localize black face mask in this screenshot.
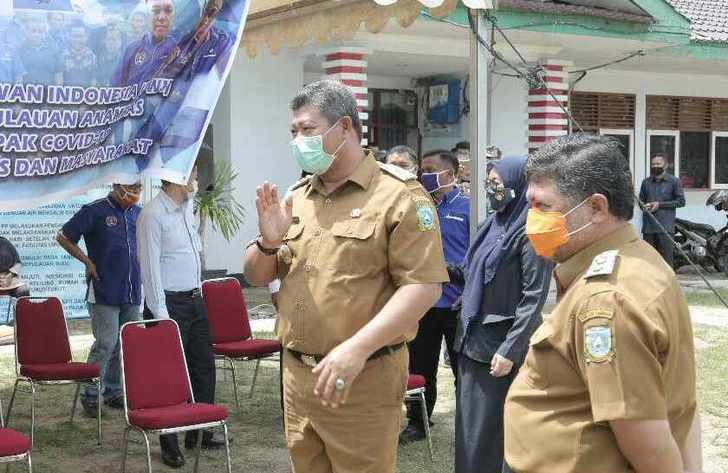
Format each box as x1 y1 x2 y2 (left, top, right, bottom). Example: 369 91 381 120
650 166 665 177
486 185 515 212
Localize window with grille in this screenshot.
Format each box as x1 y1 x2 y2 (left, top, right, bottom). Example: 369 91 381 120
570 92 636 131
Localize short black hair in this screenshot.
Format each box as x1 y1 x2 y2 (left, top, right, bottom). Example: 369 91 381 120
454 141 470 151
423 149 459 175
526 133 634 220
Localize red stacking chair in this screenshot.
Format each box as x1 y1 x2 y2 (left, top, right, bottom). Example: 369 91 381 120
0 397 32 472
404 374 434 460
201 278 282 408
5 297 101 447
119 319 231 473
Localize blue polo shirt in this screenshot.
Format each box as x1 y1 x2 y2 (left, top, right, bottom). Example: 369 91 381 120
436 187 470 308
111 32 176 87
61 195 142 306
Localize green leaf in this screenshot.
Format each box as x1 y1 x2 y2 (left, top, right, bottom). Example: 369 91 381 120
194 161 246 242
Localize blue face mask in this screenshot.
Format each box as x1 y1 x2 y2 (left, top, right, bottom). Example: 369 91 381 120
420 170 451 194
291 121 345 175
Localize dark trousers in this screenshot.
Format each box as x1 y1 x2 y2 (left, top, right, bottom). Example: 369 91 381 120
406 306 458 428
644 232 674 267
144 291 216 451
455 354 516 473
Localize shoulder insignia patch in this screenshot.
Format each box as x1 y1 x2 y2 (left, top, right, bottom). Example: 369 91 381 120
584 324 614 363
584 250 619 279
379 162 416 181
415 201 435 232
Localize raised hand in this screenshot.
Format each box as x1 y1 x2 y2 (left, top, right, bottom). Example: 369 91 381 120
255 181 293 247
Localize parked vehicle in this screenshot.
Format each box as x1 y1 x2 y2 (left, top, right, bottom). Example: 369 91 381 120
673 190 728 273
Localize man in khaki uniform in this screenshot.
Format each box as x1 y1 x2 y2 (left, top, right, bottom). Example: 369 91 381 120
244 79 448 473
504 134 702 473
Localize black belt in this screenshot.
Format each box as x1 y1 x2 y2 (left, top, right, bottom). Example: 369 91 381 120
287 342 405 368
165 288 200 299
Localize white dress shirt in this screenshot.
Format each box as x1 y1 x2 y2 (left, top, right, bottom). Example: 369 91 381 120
137 189 200 318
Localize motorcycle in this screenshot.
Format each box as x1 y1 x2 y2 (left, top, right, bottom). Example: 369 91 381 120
673 190 728 273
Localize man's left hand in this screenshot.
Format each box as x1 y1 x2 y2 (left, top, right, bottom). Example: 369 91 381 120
312 341 368 408
490 354 514 377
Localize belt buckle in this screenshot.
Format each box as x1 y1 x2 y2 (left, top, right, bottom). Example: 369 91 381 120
300 354 317 368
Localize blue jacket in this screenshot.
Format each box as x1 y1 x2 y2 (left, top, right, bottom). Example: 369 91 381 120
436 187 470 308
61 195 142 306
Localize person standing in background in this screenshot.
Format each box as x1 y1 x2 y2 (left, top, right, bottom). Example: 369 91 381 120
137 167 224 469
400 149 469 444
639 154 685 267
61 21 97 86
450 156 552 473
385 145 418 175
56 183 143 418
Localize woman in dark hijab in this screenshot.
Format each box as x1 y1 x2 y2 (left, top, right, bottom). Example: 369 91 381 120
451 156 553 473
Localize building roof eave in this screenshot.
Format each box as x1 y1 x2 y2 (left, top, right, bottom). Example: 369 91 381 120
497 0 654 24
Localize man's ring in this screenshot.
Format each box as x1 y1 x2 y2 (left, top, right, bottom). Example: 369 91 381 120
335 378 346 391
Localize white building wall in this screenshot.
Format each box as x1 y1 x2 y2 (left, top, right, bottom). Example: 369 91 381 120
204 48 304 274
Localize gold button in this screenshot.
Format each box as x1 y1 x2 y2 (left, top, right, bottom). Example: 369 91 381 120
314 229 321 236
325 198 333 206
305 264 312 272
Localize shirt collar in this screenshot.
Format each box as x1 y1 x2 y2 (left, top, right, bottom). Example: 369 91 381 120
307 152 378 197
159 189 185 213
440 187 461 206
554 224 638 291
106 193 124 212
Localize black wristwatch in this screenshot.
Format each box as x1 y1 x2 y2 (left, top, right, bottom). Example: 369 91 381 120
255 238 280 256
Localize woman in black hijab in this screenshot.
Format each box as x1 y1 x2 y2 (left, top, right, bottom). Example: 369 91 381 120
451 156 552 473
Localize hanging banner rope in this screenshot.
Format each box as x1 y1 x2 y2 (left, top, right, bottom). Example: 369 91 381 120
0 0 250 211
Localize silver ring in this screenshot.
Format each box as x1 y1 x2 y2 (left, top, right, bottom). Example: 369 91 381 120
335 378 346 391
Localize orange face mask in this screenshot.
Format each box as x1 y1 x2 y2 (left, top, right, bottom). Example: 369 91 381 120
525 198 592 259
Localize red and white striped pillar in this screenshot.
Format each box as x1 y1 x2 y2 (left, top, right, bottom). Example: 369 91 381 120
320 47 370 146
527 59 572 154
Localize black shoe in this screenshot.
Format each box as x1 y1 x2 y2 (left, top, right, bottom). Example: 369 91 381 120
80 398 98 418
104 396 124 409
399 424 426 444
161 448 185 468
184 431 230 450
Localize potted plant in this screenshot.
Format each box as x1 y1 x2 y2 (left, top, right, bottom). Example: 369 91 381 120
194 161 245 280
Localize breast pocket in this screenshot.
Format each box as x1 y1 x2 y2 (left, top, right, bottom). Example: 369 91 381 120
329 219 378 272
524 323 555 390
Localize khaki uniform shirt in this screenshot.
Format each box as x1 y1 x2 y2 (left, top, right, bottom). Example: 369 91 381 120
504 225 696 473
275 154 449 355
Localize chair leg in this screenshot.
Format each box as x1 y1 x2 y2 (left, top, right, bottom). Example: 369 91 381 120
140 430 152 473
223 422 232 473
192 425 203 473
419 392 434 461
29 383 36 449
6 379 19 425
27 453 33 473
249 359 262 399
227 358 239 409
70 384 81 423
96 379 102 445
120 427 130 473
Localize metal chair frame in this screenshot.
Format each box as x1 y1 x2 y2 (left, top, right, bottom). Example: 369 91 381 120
0 397 32 472
203 277 281 408
5 296 101 448
404 383 434 461
119 319 232 473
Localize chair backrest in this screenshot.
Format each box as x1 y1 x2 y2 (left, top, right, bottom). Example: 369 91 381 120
202 278 252 343
120 319 192 411
15 297 72 366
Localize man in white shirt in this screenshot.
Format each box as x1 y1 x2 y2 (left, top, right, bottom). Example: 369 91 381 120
137 166 223 468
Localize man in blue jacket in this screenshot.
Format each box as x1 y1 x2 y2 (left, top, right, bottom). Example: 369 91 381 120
401 149 470 443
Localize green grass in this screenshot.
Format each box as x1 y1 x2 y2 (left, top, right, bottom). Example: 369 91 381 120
693 326 728 473
685 289 728 308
